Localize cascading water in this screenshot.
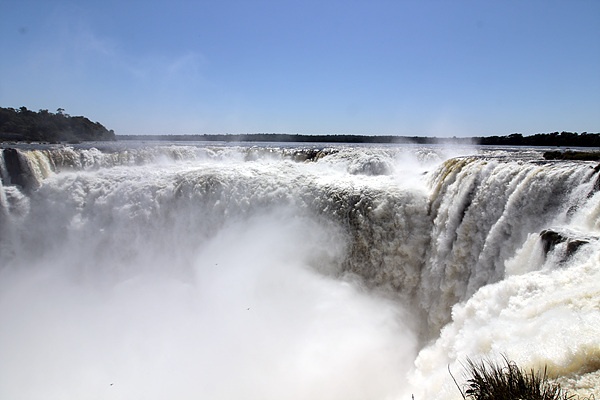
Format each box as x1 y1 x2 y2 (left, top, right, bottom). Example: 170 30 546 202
411 156 600 398
0 143 598 399
419 157 599 334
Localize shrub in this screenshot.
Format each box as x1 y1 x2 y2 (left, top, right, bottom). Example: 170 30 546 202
452 355 584 400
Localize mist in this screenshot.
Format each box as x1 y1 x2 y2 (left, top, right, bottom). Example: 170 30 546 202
0 201 418 399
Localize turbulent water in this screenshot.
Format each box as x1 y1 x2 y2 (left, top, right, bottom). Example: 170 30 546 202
0 142 598 399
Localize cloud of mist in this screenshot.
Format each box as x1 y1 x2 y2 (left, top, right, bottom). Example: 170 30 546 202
0 206 418 400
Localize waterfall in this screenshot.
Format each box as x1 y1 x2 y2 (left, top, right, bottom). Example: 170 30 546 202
0 143 598 399
420 157 598 333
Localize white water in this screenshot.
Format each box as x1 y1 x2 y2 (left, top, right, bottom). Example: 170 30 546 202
0 143 598 399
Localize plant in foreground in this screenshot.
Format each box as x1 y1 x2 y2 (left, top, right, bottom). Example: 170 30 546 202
451 355 592 400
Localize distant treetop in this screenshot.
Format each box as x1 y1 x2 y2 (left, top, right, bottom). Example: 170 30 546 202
476 131 600 147
0 106 116 142
2 106 596 146
118 131 600 146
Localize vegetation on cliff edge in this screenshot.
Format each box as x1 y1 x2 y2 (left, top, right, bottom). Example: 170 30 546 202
452 356 595 400
0 106 115 142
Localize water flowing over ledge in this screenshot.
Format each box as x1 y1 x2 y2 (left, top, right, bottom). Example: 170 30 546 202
0 143 599 399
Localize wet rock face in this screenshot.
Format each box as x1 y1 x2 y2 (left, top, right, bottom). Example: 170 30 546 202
540 229 589 257
2 148 26 188
1 148 40 191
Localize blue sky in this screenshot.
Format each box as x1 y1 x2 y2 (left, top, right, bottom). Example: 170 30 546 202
1 0 599 136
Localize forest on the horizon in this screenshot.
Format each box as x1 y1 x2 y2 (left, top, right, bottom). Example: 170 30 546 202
119 131 600 147
0 107 115 142
1 106 598 147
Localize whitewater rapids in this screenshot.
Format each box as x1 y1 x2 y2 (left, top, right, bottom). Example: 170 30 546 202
0 142 598 399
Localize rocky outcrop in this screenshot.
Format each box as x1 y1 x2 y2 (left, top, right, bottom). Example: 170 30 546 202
2 148 27 188
540 229 591 258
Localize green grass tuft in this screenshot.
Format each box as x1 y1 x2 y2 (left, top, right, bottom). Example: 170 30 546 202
452 355 592 400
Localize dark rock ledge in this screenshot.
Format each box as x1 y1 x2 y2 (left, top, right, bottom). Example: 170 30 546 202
540 229 594 258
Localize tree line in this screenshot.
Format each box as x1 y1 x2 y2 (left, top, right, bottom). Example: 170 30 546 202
1 106 597 146
0 106 115 142
119 131 600 147
118 133 445 144
475 131 600 147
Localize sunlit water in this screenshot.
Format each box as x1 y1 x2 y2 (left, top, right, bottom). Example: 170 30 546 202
0 142 598 399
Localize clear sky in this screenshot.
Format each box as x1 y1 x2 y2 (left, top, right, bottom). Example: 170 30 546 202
1 0 599 136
